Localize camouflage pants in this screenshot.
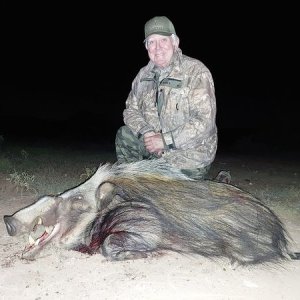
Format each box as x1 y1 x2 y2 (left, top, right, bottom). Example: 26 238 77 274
115 126 210 180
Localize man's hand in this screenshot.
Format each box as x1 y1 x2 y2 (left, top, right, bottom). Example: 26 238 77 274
144 131 164 156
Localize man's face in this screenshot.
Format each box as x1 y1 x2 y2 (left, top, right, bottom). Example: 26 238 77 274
146 34 175 68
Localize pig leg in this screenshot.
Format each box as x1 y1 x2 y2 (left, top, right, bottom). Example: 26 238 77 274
100 218 163 260
101 233 148 260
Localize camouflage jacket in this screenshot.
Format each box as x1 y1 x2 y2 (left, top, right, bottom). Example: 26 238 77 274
123 49 218 169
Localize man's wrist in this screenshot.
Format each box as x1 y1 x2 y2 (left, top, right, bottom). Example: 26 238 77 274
137 126 154 139
162 131 176 150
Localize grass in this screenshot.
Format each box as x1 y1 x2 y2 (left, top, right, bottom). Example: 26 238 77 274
0 140 116 196
7 170 36 194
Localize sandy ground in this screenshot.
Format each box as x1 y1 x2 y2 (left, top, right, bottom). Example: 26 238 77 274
1 154 300 300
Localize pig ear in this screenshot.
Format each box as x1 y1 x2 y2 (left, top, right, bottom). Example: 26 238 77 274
96 182 116 200
96 182 118 209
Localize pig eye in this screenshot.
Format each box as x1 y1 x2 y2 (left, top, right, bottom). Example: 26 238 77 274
71 196 89 211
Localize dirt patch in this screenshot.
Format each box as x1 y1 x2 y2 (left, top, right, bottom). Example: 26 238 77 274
1 154 300 300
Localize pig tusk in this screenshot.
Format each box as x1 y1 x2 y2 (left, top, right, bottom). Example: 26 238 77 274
36 217 43 225
28 234 35 245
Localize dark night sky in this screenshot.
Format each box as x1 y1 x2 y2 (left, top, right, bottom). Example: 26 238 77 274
1 2 298 154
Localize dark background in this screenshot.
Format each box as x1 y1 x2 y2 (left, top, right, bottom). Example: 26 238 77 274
1 2 298 156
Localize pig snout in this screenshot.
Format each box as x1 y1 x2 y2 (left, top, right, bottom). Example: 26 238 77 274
3 215 18 236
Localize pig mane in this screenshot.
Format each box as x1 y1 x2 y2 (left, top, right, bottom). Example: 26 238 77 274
107 159 192 181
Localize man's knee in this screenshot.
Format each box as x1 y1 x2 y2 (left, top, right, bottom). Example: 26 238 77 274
116 126 135 142
115 126 144 163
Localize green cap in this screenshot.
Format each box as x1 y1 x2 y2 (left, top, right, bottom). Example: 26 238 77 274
144 16 176 39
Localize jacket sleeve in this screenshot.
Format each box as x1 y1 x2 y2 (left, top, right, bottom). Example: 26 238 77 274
123 73 155 137
163 68 217 150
